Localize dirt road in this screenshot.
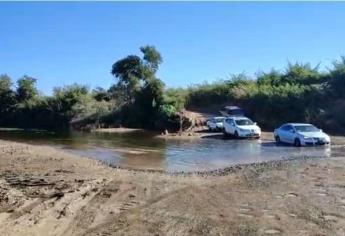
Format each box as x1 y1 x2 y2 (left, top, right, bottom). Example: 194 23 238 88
1 140 345 235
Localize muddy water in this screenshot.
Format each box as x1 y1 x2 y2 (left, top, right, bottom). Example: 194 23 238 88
0 129 338 172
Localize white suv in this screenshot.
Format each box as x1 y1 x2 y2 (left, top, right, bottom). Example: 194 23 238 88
223 116 261 138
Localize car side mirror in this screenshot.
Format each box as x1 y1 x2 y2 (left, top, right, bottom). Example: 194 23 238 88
254 122 257 125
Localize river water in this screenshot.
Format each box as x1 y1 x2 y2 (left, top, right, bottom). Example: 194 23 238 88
0 129 335 172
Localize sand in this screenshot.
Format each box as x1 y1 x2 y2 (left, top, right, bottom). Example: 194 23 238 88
1 139 345 235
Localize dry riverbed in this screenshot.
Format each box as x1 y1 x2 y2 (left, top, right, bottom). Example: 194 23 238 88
1 140 345 235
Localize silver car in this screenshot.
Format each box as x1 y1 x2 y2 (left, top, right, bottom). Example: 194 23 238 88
274 123 331 146
206 116 225 131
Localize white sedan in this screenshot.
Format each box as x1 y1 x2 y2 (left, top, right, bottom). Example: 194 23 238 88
206 117 225 131
223 116 261 138
274 123 331 146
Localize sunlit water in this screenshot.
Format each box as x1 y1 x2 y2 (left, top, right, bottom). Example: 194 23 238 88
0 129 336 172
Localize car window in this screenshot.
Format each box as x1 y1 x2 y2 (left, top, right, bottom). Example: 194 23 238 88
215 117 224 123
235 119 254 126
226 118 233 124
281 125 291 131
285 125 295 132
294 125 319 132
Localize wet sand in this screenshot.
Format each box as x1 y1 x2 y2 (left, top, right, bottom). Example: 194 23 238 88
1 139 345 235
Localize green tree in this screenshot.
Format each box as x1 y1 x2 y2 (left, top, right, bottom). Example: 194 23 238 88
140 45 163 73
0 75 15 124
110 45 165 128
257 70 282 86
111 55 142 102
329 56 345 97
51 84 89 119
16 75 38 102
282 62 321 85
92 87 110 101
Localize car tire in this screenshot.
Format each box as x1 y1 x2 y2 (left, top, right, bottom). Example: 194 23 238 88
223 130 229 137
234 131 239 138
294 138 301 147
275 135 281 143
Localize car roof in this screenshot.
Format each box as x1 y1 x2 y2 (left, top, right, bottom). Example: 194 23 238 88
283 123 313 126
227 116 250 120
224 106 242 110
211 116 225 119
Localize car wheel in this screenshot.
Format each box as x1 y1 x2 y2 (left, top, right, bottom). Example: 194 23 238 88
223 130 229 137
234 131 239 138
294 138 301 147
275 135 281 143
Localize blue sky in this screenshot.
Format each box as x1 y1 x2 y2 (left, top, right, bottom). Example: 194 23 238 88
1 2 345 94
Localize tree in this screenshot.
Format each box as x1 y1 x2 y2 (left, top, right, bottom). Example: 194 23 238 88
111 55 142 102
110 46 165 128
0 75 15 123
329 56 345 97
282 62 321 85
16 75 38 102
140 45 163 73
51 84 89 118
92 87 110 101
111 46 163 101
257 70 283 86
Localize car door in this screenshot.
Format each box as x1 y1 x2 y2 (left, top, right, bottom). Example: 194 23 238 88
228 118 236 134
279 125 291 143
224 118 233 134
285 125 297 143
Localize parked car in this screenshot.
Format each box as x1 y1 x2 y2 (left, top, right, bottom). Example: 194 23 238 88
206 116 225 131
223 116 261 138
274 123 331 146
220 106 245 117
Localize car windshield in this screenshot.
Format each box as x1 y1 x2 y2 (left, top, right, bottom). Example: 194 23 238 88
235 119 254 126
294 125 319 132
215 118 224 123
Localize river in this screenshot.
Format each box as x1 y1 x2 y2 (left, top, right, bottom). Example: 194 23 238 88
0 129 335 172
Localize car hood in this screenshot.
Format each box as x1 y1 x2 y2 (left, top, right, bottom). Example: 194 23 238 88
298 131 329 138
237 125 260 130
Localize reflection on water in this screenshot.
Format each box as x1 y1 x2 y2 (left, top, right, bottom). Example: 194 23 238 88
0 129 334 172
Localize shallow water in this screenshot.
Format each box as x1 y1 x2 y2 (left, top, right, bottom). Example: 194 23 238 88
0 129 336 172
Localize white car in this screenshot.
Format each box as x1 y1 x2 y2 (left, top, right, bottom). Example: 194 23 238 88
206 117 225 131
223 116 261 138
274 123 331 146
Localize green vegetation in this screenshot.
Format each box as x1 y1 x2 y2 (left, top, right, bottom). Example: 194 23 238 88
186 59 345 132
0 47 344 133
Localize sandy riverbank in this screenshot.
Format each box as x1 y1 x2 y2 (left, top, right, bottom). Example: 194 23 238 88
1 139 345 235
